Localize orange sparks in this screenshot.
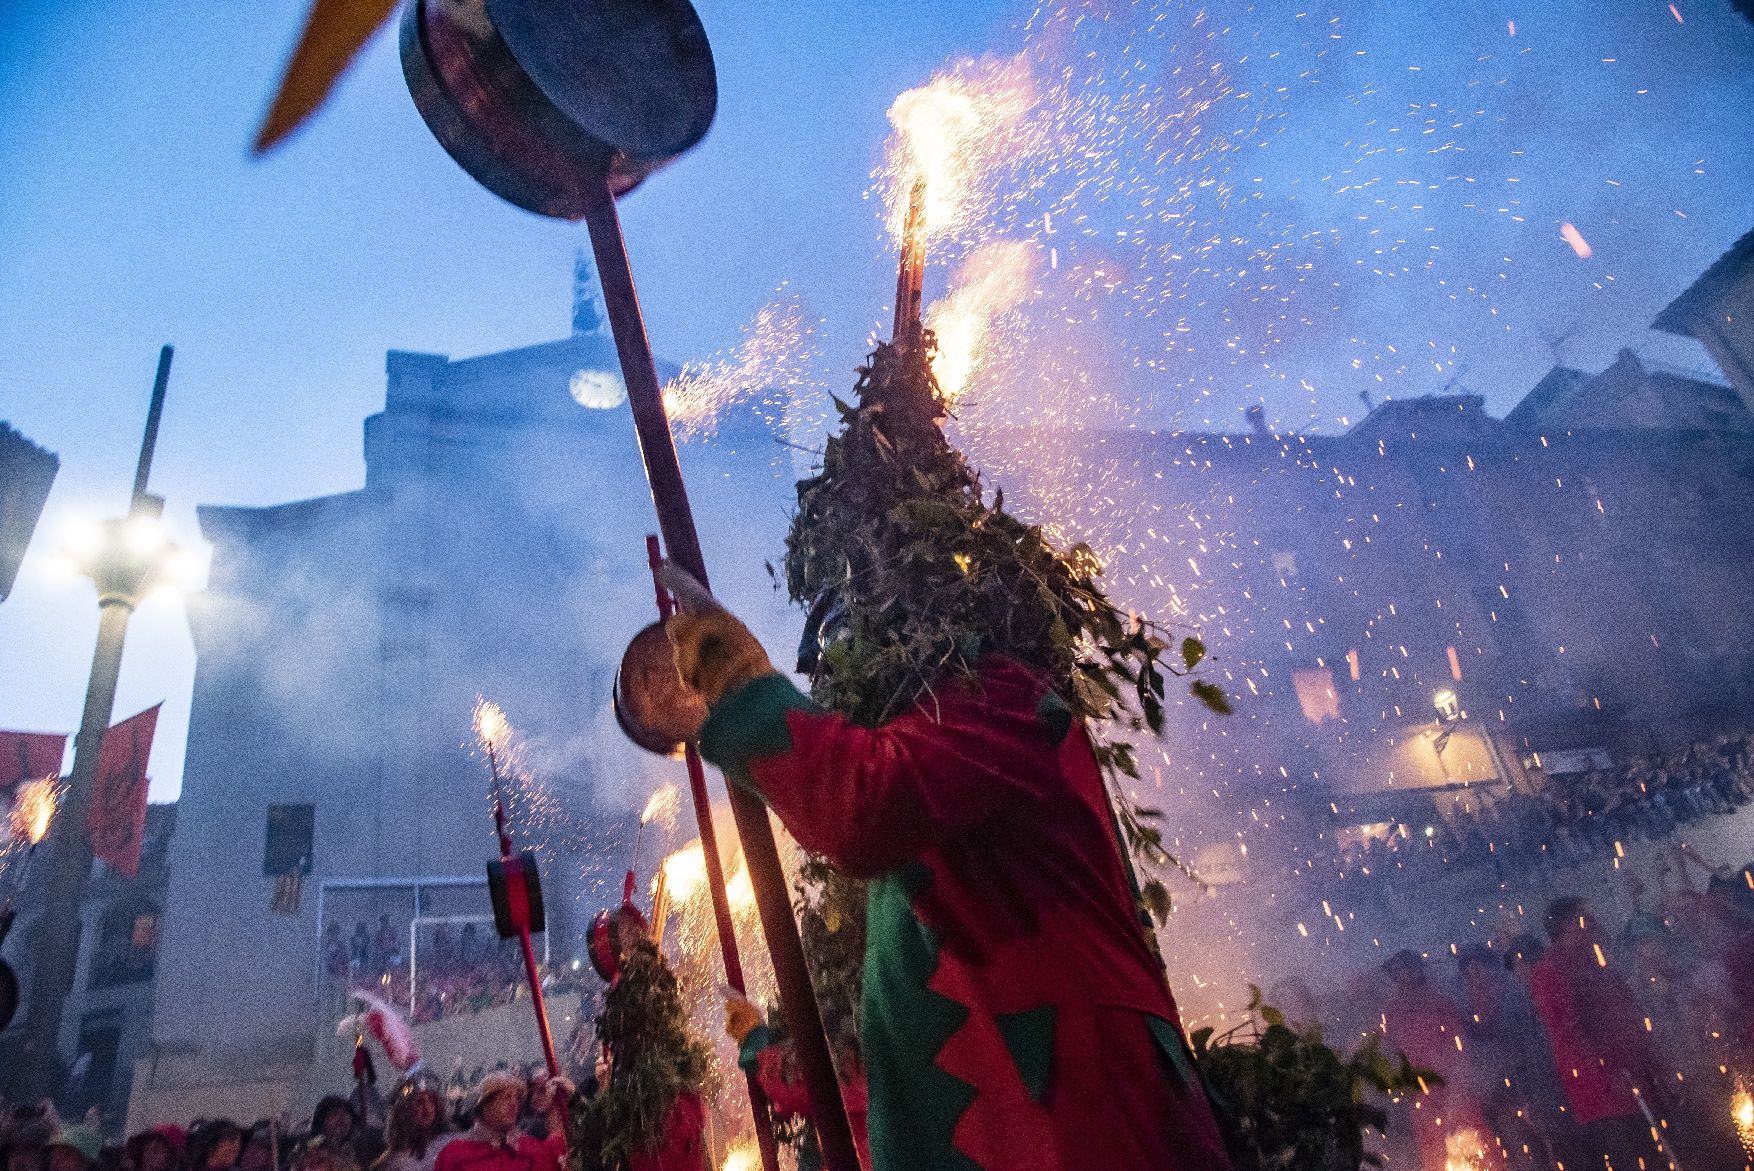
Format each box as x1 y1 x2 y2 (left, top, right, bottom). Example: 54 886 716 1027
1507 19 1516 35
473 698 509 752
640 783 680 827
1669 3 1683 22
726 862 756 914
10 776 60 845
1559 222 1593 259
663 296 816 439
881 56 1036 245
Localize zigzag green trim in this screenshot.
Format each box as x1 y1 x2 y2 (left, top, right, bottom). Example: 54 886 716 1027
862 865 982 1171
698 673 819 785
995 1006 1056 1103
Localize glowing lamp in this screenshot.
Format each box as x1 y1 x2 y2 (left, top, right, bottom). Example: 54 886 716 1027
1433 689 1461 723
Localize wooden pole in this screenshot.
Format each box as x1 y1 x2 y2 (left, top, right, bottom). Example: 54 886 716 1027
645 536 781 1171
581 179 860 1171
892 177 927 354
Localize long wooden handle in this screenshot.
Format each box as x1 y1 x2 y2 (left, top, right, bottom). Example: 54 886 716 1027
584 184 863 1171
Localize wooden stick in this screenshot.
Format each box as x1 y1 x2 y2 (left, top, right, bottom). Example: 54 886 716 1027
646 537 781 1171
582 178 857 1171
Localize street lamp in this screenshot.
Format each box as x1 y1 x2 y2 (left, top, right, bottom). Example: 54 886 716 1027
1 346 178 1100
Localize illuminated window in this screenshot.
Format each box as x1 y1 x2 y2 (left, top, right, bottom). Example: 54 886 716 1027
1294 667 1340 724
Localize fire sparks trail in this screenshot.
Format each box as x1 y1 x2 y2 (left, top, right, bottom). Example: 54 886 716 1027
640 783 680 829
658 842 708 906
663 294 821 441
473 699 509 755
881 57 1038 247
720 1142 760 1171
1734 1078 1754 1157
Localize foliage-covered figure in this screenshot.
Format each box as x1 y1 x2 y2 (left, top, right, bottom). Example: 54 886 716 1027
669 340 1233 1170
569 939 708 1171
1190 990 1432 1171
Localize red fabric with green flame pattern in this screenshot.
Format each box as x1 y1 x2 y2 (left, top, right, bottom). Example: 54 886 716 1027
699 655 1233 1171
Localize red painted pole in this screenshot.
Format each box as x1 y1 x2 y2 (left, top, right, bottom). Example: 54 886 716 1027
646 536 781 1171
487 745 559 1078
517 925 560 1077
582 181 861 1171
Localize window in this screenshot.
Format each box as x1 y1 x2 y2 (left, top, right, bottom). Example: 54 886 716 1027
264 804 315 877
90 901 158 988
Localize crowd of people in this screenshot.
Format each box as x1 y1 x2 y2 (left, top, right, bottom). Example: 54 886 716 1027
322 919 580 1025
2 1073 575 1171
1273 854 1754 1171
1324 733 1754 885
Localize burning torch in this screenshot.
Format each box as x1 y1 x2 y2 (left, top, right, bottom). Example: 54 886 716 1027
474 700 559 1077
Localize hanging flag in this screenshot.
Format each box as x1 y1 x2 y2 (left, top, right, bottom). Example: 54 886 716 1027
89 705 160 879
270 870 305 915
0 730 67 787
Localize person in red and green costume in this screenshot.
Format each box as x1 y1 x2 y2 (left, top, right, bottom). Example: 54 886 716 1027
668 604 1234 1171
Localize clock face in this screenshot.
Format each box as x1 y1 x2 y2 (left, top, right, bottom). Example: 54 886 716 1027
569 368 627 409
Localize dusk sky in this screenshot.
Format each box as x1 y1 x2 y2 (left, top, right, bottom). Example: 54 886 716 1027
2 0 1751 800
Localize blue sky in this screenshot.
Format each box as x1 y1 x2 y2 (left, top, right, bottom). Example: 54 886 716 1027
2 0 1750 799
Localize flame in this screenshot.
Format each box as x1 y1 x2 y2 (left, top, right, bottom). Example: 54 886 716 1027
721 1142 759 1171
726 862 756 914
473 698 509 752
10 776 60 845
1559 222 1593 259
1443 1127 1492 1171
881 56 1036 245
641 783 680 827
1734 1078 1754 1155
928 240 1039 405
660 843 708 905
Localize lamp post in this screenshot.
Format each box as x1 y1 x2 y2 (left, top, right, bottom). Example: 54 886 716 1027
1430 688 1462 783
2 346 177 1100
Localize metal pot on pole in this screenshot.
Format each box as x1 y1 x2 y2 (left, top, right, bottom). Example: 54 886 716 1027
399 6 859 1168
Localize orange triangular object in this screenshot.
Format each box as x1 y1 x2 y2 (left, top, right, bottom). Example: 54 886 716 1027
253 0 400 154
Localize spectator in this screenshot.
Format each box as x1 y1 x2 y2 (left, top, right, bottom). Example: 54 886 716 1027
43 1127 101 1171
186 1123 242 1171
1527 897 1665 1170
120 1131 177 1171
433 1074 567 1171
1378 950 1499 1171
289 1139 357 1171
374 1078 454 1171
310 1100 380 1170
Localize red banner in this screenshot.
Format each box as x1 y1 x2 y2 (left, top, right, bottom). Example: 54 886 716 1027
89 705 160 879
0 730 67 788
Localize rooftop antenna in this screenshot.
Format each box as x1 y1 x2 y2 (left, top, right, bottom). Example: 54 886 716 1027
1539 321 1578 367
1437 362 1472 397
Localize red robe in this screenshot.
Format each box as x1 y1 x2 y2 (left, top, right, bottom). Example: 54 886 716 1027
434 1127 565 1171
699 656 1232 1171
1529 942 1654 1124
738 1027 873 1169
